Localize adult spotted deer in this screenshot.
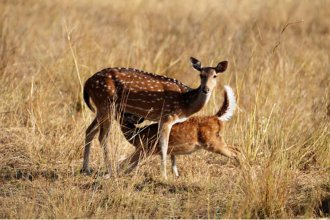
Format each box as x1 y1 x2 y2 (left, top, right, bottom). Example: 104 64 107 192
119 85 239 176
82 57 228 178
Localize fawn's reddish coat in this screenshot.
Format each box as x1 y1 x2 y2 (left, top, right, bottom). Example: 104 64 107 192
120 86 238 176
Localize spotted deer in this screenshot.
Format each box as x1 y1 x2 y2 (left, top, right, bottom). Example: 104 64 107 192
119 85 239 176
82 57 228 178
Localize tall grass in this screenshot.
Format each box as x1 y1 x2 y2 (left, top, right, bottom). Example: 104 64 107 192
0 0 329 218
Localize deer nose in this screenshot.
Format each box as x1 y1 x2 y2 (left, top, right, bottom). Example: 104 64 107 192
202 86 210 94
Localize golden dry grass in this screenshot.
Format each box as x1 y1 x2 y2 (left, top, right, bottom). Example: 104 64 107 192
0 0 329 218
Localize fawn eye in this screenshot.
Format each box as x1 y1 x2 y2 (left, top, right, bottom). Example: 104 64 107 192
213 75 217 78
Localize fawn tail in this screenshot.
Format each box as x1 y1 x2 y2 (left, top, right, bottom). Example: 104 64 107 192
216 85 236 121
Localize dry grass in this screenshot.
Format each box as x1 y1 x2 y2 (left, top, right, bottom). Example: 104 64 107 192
0 0 329 218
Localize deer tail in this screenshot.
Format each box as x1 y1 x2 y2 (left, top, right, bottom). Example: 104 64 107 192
83 83 95 113
216 85 236 122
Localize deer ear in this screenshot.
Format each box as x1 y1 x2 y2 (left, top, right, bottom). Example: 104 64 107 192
190 57 202 71
215 61 228 73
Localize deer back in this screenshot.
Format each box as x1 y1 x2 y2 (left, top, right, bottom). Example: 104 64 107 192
85 68 192 120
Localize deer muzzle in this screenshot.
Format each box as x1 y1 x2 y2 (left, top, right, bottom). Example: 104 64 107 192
202 86 210 94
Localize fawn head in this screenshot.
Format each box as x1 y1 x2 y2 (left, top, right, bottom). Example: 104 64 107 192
190 57 228 94
122 113 145 125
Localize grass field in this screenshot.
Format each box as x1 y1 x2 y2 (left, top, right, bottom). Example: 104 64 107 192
0 0 329 218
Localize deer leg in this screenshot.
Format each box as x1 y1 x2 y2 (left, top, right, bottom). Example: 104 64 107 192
98 119 111 175
227 144 244 163
82 118 99 175
171 155 179 177
158 118 174 179
119 147 147 174
227 145 241 156
207 139 238 160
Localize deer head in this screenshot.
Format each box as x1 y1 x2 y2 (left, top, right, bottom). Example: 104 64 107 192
190 57 228 94
122 113 144 125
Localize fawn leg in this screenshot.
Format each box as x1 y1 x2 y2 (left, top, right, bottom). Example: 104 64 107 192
207 139 238 160
119 148 146 174
82 118 99 175
227 144 244 163
171 155 179 177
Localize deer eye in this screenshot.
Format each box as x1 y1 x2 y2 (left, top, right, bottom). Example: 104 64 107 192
213 75 217 78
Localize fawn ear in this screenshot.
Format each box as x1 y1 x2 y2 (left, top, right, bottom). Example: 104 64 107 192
190 57 202 71
215 61 228 73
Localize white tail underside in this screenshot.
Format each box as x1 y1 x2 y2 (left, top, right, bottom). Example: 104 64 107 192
219 85 236 122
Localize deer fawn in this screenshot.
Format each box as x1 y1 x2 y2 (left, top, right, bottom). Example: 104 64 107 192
119 85 238 176
82 57 228 178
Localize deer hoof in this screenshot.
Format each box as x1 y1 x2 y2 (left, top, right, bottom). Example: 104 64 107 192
80 167 94 176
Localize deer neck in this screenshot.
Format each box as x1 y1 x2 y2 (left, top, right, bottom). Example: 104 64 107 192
184 86 212 116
